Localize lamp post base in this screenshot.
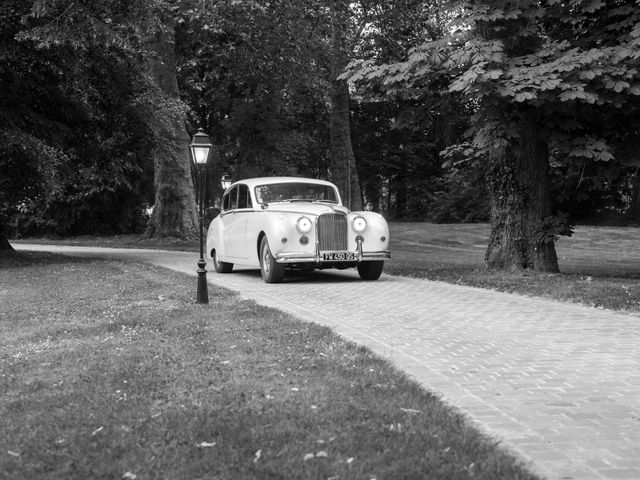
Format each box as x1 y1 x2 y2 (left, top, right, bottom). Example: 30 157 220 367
196 259 209 304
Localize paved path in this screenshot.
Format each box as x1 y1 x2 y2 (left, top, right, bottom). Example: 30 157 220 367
14 244 640 480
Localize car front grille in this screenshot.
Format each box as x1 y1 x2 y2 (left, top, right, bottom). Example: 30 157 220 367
317 213 348 251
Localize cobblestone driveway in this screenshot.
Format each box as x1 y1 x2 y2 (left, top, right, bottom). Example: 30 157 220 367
15 245 640 480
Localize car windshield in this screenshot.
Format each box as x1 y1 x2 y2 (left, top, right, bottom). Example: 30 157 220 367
255 182 339 204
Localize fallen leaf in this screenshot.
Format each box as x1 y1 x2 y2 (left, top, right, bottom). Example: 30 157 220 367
253 449 262 463
221 360 231 365
303 453 315 461
315 450 328 458
389 423 402 432
7 450 20 457
91 426 104 436
400 408 420 414
290 387 299 392
347 457 354 464
122 472 137 480
196 441 217 448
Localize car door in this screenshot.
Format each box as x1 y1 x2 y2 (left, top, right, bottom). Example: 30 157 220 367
219 186 240 259
223 184 252 259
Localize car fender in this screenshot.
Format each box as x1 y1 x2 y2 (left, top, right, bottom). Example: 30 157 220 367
347 211 390 252
253 212 294 262
206 216 225 259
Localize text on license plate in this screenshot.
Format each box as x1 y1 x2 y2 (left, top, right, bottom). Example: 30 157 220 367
322 251 356 261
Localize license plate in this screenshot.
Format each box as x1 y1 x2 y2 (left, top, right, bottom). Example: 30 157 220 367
322 251 356 261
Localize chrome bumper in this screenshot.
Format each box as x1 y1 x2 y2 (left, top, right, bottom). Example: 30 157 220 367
274 250 390 264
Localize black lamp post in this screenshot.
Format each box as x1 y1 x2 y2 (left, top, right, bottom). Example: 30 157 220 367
189 128 212 304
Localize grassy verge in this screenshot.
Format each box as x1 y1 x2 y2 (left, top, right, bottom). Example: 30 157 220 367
386 223 640 313
1 254 539 479
11 221 640 312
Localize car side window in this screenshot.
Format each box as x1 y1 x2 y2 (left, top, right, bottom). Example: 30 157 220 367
238 184 252 209
223 191 230 211
228 186 239 210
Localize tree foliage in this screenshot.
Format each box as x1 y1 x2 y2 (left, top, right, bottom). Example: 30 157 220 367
176 0 333 182
0 1 156 240
346 0 640 270
4 0 640 253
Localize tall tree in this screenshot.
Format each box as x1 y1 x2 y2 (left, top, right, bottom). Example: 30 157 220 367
141 3 198 238
348 0 450 217
330 0 362 210
347 0 640 271
176 0 334 190
0 0 157 247
10 0 199 240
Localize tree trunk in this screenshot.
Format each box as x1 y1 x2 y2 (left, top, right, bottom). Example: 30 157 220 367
143 15 198 239
626 172 640 223
329 0 362 211
394 174 407 218
485 116 559 272
0 215 13 250
0 235 13 251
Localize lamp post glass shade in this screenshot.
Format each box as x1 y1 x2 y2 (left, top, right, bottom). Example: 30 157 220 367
221 174 232 190
189 128 212 165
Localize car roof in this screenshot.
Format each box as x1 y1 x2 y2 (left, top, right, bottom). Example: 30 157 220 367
229 177 337 189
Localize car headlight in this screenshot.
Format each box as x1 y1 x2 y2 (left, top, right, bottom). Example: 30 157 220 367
352 216 367 232
296 216 312 233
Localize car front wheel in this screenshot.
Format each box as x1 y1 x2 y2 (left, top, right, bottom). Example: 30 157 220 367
260 237 285 283
357 260 384 281
212 249 233 273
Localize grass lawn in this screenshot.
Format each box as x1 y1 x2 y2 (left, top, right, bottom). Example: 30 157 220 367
1 254 539 479
388 223 640 313
13 222 640 312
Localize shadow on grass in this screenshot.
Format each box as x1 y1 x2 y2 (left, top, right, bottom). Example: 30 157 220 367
0 250 99 268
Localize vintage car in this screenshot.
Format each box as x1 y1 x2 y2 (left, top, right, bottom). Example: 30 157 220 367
206 177 391 283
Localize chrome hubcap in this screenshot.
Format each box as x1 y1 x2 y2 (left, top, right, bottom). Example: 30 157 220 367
262 243 270 275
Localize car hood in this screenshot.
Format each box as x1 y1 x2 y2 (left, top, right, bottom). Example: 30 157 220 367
261 202 349 216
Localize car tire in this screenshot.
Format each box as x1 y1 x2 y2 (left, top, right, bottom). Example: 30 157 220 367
212 249 233 273
357 260 384 281
260 237 285 283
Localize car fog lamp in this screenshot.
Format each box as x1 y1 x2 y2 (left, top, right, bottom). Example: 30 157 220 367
300 235 309 245
355 234 364 244
352 216 367 232
297 216 312 233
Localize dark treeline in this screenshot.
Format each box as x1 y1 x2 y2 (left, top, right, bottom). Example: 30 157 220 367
2 1 640 271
